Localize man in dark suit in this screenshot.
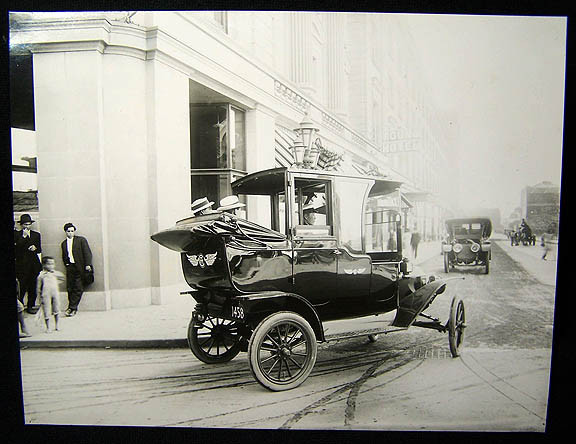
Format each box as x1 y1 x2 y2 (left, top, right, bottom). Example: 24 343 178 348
14 214 43 314
60 223 93 317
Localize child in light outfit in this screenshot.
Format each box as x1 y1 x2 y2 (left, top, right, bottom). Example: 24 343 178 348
36 256 64 333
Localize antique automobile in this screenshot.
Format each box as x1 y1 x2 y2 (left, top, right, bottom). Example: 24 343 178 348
151 167 466 391
442 218 492 274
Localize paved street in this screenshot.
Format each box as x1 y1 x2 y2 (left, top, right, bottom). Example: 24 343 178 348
19 241 555 431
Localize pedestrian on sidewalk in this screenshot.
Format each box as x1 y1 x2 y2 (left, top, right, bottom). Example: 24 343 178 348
410 229 421 259
36 256 65 333
14 214 43 314
16 279 32 338
387 231 397 251
541 230 554 260
60 223 93 317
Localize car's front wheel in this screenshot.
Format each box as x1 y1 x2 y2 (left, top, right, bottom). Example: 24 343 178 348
248 312 317 391
448 297 466 357
443 253 450 273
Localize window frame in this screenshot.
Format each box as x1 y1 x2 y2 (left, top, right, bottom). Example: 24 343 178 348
287 173 335 240
190 103 247 209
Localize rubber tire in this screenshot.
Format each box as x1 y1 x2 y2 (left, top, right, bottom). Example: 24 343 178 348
443 253 450 273
484 253 490 274
248 311 317 391
188 315 242 364
448 297 465 357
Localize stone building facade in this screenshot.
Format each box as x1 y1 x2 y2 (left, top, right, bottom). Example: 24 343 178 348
521 181 561 235
10 11 456 310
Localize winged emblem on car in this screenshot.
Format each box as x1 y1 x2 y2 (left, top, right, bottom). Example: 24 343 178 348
186 252 218 268
344 268 366 275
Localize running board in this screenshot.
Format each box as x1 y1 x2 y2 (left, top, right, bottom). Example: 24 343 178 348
324 326 408 342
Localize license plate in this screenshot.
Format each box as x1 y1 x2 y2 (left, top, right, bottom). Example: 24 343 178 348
231 305 245 320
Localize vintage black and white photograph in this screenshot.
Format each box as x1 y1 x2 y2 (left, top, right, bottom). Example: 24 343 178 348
7 9 566 433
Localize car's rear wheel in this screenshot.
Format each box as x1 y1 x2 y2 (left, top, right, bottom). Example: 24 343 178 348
188 314 242 363
448 297 466 357
248 312 317 391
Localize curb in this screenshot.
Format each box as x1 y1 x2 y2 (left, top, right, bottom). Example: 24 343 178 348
19 338 189 349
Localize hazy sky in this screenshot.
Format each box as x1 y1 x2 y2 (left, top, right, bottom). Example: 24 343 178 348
398 14 566 218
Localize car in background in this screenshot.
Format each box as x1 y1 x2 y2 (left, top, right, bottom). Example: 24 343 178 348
442 218 492 274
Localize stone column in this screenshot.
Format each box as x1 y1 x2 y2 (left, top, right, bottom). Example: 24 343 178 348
33 44 191 310
289 12 315 96
146 58 192 305
346 14 369 136
33 48 113 310
326 13 346 118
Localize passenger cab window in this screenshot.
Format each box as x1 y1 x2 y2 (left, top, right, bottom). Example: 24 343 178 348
292 178 332 237
365 210 399 252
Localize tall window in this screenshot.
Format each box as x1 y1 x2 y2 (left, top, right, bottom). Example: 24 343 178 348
190 104 246 206
10 51 35 130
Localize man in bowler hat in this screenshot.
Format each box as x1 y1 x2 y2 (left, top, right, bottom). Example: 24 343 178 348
60 223 93 317
14 214 42 314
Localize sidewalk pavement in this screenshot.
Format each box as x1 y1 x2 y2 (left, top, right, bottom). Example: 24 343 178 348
20 238 541 349
495 237 559 287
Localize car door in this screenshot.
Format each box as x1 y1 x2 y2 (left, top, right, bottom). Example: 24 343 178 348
289 175 341 316
332 176 374 316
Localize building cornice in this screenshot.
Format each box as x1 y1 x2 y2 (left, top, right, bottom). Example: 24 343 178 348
10 13 410 191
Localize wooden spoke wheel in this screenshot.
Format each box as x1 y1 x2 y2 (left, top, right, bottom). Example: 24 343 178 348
248 312 317 391
188 314 242 364
448 297 466 357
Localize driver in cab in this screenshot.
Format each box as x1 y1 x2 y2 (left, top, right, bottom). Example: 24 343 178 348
303 203 317 225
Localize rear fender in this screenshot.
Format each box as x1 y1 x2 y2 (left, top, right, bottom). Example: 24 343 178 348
236 292 325 342
392 280 447 328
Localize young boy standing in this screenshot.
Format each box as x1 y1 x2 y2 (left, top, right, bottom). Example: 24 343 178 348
36 256 64 333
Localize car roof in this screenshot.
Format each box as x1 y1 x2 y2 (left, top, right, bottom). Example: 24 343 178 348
231 167 403 196
445 217 492 236
445 217 492 225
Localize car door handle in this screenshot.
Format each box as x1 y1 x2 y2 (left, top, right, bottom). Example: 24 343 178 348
332 249 343 255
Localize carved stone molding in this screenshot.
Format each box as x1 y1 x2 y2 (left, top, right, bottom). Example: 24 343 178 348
351 132 368 147
321 112 344 133
274 80 311 112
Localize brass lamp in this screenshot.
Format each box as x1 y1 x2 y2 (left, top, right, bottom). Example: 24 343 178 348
293 114 321 169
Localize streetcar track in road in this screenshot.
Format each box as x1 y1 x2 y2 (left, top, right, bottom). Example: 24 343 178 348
164 381 352 427
23 243 555 424
280 353 414 429
352 356 548 405
164 352 414 428
343 357 423 426
22 328 486 416
459 352 545 417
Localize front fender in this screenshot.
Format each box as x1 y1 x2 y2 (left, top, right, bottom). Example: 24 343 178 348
392 280 447 328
